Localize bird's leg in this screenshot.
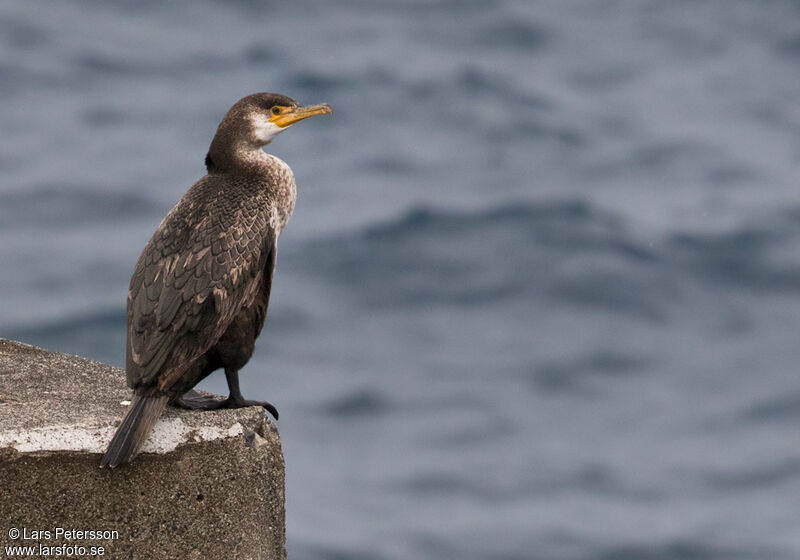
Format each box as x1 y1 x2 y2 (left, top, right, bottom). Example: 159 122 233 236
173 371 279 419
224 368 279 420
174 390 228 410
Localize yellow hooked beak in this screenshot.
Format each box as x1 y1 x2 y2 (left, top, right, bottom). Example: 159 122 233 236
269 103 333 128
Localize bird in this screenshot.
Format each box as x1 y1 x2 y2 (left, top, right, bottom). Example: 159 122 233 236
101 93 332 468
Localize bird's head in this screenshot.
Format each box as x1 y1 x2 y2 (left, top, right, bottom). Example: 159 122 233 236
206 92 332 172
239 92 332 146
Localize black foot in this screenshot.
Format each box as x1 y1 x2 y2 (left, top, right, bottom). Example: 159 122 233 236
229 396 279 420
175 390 279 420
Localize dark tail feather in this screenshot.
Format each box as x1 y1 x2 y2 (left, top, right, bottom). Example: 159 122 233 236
100 392 169 468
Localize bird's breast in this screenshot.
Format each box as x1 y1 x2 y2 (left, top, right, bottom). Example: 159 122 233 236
263 154 297 235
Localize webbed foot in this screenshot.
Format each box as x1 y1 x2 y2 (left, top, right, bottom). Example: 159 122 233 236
227 395 279 420
175 389 278 419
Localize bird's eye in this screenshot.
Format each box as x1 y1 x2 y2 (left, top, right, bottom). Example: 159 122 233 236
271 106 281 116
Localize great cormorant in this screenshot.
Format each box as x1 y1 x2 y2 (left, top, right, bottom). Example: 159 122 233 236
101 93 332 467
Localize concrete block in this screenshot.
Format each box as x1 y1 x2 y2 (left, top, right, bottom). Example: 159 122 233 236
0 338 285 559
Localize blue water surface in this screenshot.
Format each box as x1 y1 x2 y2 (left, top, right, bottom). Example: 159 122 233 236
2 1 799 558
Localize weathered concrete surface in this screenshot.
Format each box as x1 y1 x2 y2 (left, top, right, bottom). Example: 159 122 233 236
0 338 285 560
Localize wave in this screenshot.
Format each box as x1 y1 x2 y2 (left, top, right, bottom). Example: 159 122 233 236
295 200 800 320
738 391 800 424
667 225 800 293
3 308 126 366
322 388 391 418
0 185 157 230
6 308 124 338
532 351 646 393
582 541 784 560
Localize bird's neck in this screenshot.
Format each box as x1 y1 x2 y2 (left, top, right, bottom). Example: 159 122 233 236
205 141 271 175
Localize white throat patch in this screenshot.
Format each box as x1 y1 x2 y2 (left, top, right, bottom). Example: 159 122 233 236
251 113 284 145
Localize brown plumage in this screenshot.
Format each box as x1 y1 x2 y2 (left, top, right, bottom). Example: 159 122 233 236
101 93 331 467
